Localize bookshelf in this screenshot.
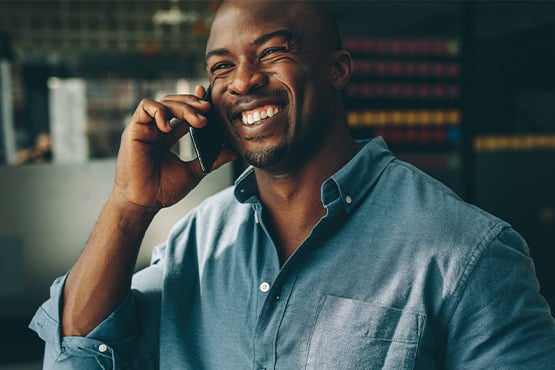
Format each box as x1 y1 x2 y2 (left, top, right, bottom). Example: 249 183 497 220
344 37 463 193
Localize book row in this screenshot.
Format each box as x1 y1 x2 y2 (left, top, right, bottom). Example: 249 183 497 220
371 127 460 144
352 60 460 78
346 83 460 99
474 134 555 152
348 109 460 127
344 38 460 57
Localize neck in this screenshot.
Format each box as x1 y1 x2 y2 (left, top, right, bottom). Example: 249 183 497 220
253 123 361 264
255 119 361 207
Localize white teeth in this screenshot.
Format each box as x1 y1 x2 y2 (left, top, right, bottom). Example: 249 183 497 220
241 106 280 125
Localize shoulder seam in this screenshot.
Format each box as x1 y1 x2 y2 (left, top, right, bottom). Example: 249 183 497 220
445 222 510 324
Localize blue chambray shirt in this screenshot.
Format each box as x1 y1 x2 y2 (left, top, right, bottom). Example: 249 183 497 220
30 137 555 369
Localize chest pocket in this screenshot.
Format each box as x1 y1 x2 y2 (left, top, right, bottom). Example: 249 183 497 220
305 295 425 370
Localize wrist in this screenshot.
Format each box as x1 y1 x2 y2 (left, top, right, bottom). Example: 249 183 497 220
104 193 158 232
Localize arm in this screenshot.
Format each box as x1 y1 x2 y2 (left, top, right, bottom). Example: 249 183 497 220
62 85 236 336
61 197 155 336
443 227 555 368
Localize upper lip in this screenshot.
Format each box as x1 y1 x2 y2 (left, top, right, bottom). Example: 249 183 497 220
229 97 287 121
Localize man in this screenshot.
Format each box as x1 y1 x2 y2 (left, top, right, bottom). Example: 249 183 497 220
30 1 555 369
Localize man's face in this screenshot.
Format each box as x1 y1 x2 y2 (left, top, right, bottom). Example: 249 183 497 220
205 1 338 172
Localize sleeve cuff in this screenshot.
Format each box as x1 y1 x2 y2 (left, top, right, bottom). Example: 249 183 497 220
28 272 138 368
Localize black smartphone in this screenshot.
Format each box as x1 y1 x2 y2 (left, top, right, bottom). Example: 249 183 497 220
189 87 226 174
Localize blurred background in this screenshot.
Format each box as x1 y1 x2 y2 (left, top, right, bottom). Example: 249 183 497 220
0 0 554 367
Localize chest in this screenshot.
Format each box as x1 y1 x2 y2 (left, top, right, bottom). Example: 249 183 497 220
160 212 448 369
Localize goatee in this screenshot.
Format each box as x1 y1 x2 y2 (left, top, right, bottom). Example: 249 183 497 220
244 144 287 168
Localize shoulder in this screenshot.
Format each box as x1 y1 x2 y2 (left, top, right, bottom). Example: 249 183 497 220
364 157 525 290
379 158 507 240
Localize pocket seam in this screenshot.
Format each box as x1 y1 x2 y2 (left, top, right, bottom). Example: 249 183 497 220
304 294 425 369
303 293 329 369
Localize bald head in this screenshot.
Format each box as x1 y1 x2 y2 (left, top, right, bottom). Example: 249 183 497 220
209 1 342 56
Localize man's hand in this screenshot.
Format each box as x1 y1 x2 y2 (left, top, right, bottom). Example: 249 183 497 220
111 85 236 215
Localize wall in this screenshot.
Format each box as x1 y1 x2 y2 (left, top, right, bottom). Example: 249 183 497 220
0 160 233 318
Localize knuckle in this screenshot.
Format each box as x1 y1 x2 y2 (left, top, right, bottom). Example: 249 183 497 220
138 98 154 107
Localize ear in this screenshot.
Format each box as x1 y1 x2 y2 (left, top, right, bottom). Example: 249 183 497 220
331 49 352 91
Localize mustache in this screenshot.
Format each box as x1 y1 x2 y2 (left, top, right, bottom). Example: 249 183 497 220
228 89 288 112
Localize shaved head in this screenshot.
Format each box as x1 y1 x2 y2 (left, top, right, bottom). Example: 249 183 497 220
211 1 342 54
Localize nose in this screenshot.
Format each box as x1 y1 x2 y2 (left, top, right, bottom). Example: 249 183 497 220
228 62 268 95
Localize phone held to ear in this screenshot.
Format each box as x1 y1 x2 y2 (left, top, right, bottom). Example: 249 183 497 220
189 87 226 174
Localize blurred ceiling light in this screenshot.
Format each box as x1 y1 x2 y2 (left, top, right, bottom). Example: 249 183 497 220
152 0 200 26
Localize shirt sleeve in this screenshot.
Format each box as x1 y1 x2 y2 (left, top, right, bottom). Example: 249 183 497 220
29 259 163 369
443 226 555 369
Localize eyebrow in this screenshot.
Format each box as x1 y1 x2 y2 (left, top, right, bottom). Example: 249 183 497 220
252 29 294 48
205 29 295 62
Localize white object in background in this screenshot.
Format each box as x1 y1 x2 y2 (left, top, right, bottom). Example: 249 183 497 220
48 77 89 163
0 60 16 164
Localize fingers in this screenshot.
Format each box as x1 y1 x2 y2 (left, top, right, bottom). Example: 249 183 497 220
160 94 210 129
130 93 211 134
125 88 231 168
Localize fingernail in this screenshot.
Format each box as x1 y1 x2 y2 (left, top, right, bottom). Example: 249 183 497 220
169 118 179 129
196 114 207 125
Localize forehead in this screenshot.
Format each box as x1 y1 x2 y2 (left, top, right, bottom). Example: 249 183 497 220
206 1 299 54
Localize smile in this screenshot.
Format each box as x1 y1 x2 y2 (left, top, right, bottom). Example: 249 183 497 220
241 105 281 125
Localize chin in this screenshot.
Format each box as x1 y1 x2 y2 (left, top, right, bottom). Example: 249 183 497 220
244 144 287 169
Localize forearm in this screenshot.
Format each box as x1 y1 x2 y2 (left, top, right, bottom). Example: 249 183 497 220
61 88 217 337
62 196 156 336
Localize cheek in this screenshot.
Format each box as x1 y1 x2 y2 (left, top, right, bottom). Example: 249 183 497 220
223 122 243 149
296 83 320 121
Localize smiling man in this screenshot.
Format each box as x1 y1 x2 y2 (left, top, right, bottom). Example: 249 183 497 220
30 1 555 369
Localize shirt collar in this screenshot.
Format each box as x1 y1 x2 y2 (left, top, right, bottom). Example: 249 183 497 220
233 166 258 203
323 137 395 215
234 137 395 213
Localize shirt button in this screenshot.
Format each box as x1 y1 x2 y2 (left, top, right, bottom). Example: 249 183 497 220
345 195 353 204
259 282 271 293
98 343 108 353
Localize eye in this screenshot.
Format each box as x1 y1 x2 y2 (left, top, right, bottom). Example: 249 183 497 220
260 46 287 59
210 62 234 74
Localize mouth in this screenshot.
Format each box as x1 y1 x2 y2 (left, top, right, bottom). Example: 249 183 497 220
239 104 282 126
